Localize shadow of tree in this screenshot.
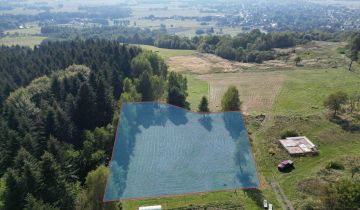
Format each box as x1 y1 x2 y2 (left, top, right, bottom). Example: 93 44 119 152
243 188 264 207
330 116 360 132
198 115 213 131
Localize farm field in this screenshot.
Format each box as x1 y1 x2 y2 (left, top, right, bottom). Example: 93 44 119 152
4 26 41 35
138 45 196 59
0 36 46 47
198 72 286 114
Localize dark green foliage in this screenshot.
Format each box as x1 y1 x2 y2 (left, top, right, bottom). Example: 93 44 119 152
50 77 63 101
167 72 189 109
0 39 142 107
45 108 58 138
198 96 209 112
0 39 168 209
349 33 360 61
326 161 345 170
3 170 23 210
39 152 75 209
24 194 60 210
221 86 241 111
74 83 96 132
130 54 153 77
323 179 360 210
137 71 154 101
95 77 115 127
154 34 196 50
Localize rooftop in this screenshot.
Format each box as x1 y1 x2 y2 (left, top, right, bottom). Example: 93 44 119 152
279 136 318 155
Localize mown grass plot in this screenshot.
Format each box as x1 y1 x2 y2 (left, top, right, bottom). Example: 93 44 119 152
104 102 259 201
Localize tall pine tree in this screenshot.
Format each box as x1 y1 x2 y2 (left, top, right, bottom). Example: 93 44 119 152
74 83 96 132
95 77 115 127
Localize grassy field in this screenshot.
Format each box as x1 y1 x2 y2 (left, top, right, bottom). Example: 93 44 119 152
199 72 286 114
4 26 41 35
142 41 360 209
138 45 196 59
251 66 360 209
0 36 46 47
122 188 278 210
273 68 360 116
186 75 209 111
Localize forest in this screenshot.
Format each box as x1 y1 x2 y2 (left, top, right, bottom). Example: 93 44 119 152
0 39 190 209
41 26 351 63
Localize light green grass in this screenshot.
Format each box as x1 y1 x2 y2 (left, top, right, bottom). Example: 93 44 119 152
186 75 209 111
253 115 360 208
0 36 46 47
5 26 41 35
252 67 360 209
137 45 196 59
273 68 360 116
122 190 266 210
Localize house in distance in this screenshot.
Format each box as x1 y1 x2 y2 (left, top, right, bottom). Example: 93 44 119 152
279 136 318 155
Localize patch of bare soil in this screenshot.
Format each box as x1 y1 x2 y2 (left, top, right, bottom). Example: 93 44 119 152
168 53 295 74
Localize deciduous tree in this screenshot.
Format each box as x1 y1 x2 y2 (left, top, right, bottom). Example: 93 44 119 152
324 91 348 117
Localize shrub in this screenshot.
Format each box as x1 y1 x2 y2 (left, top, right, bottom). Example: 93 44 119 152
326 161 345 170
280 129 299 139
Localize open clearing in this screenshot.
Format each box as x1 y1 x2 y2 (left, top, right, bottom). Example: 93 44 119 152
168 53 293 74
137 45 196 59
0 36 46 47
199 72 286 114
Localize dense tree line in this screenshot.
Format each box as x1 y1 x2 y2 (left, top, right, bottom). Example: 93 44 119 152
0 39 144 110
41 26 166 45
0 39 190 209
42 26 353 64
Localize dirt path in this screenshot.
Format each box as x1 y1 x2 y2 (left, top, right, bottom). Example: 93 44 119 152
270 179 295 210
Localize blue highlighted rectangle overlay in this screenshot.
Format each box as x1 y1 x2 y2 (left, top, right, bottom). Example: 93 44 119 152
104 102 259 201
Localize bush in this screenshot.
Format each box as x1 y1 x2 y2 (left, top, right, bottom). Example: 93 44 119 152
280 129 299 139
326 161 345 170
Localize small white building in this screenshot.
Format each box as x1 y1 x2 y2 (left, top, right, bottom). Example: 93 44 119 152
139 205 162 210
279 136 318 155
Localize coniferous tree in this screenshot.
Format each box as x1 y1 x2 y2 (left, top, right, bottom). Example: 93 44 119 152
150 75 165 101
88 71 98 90
221 86 241 111
74 83 96 132
39 152 75 209
24 194 59 210
3 169 23 210
50 77 62 101
167 72 189 109
95 77 115 127
45 108 57 138
137 71 154 101
198 96 210 112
